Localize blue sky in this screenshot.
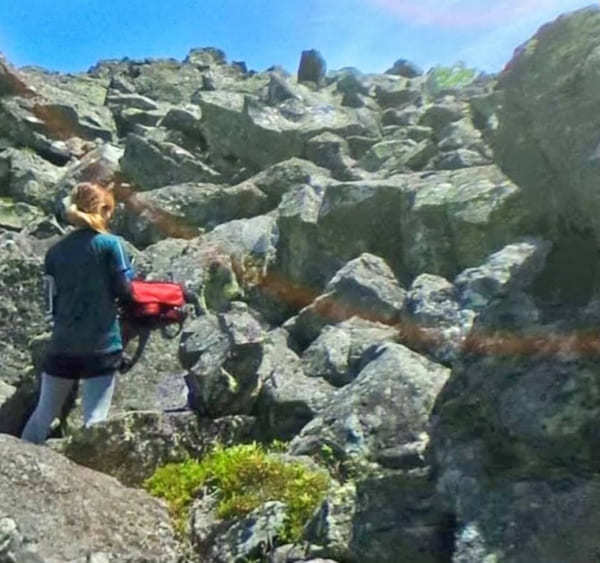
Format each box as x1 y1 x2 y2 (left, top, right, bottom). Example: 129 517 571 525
0 0 594 75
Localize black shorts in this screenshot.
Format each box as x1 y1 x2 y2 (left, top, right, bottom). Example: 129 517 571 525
43 351 123 379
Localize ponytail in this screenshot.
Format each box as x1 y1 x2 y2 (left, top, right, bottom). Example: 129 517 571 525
65 182 115 233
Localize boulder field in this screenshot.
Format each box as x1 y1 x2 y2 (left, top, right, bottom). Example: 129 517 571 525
2 7 600 562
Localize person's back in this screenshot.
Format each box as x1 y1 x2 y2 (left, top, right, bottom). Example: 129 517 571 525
46 229 128 356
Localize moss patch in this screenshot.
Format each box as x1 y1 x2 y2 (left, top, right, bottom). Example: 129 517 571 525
144 442 329 541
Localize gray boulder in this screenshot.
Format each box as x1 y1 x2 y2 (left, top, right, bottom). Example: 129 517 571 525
0 434 179 561
54 411 256 487
491 6 600 285
306 471 453 563
403 273 475 364
298 50 327 85
236 157 331 210
0 147 62 212
385 59 423 78
180 303 264 417
454 238 552 311
301 318 399 387
401 165 533 279
285 253 406 349
291 342 450 460
304 132 358 180
449 478 600 563
255 328 336 441
0 231 49 386
117 181 268 248
120 131 222 191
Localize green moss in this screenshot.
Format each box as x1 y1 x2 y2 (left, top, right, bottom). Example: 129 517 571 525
426 62 478 97
144 442 329 541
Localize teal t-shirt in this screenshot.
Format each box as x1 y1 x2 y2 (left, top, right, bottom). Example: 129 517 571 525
45 228 134 356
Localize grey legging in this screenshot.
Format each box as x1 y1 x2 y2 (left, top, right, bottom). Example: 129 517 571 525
21 372 115 444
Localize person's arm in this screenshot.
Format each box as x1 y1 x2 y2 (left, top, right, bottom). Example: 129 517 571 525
43 253 57 321
107 237 135 303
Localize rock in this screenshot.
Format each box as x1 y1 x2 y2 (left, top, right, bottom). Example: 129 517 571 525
0 200 44 231
120 132 222 191
286 253 406 349
266 73 298 104
492 6 600 276
402 273 475 364
430 148 491 170
304 132 357 180
0 57 35 97
306 472 452 563
291 342 450 460
359 138 436 173
160 105 203 137
185 47 227 67
236 157 331 209
385 59 423 78
0 232 48 386
193 501 287 563
345 135 380 159
0 434 179 561
448 478 600 563
54 411 257 486
454 238 552 311
255 328 336 441
298 50 327 85
335 70 369 97
374 79 421 108
0 147 63 212
301 317 398 386
419 101 464 131
117 181 268 248
181 303 264 417
401 165 532 279
127 58 205 104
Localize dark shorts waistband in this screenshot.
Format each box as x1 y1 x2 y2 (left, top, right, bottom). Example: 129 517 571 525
44 351 122 379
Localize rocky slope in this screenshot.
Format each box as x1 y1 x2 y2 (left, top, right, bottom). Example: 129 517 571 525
2 6 600 562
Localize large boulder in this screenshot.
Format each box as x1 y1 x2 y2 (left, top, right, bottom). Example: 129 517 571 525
400 165 533 279
179 303 264 417
301 317 398 387
0 147 63 212
306 472 453 563
116 181 268 248
291 342 450 461
54 411 257 487
297 50 327 85
0 231 50 387
0 434 179 561
120 131 222 191
255 328 336 441
491 6 600 299
285 253 406 349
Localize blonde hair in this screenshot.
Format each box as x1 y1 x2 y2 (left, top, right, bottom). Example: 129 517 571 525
65 182 115 233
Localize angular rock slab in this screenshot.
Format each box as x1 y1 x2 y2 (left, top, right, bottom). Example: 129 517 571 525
54 411 257 487
180 303 264 417
285 253 406 349
255 328 336 441
306 472 453 563
291 342 450 460
0 434 179 562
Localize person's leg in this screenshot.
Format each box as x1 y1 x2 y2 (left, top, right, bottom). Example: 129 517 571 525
21 373 76 444
81 373 116 427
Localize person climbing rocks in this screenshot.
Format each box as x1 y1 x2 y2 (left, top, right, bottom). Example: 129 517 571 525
21 181 134 444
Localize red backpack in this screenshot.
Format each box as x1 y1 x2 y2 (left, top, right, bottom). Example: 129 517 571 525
119 279 203 372
127 280 188 325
